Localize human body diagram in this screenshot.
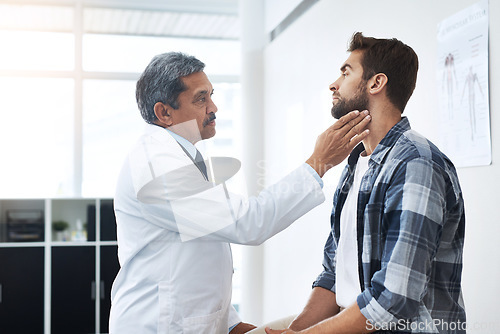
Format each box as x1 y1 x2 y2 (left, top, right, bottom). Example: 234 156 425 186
461 65 484 140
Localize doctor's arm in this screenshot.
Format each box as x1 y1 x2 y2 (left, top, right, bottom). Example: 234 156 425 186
135 110 371 244
219 109 371 245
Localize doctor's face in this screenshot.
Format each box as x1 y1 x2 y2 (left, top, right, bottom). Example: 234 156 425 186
169 71 218 142
329 50 369 119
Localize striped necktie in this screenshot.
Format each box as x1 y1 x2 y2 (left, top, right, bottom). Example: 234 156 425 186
194 150 208 180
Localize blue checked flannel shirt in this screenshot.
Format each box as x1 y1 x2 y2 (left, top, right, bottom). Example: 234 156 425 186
313 117 466 333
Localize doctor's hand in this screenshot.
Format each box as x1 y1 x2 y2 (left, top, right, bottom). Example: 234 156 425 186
230 322 258 334
306 110 371 178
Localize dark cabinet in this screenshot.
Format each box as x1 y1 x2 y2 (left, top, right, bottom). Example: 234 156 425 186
50 246 119 334
0 198 119 334
51 246 96 334
87 200 117 242
0 247 45 333
100 246 120 333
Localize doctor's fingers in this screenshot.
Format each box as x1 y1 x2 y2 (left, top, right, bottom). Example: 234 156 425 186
343 113 371 147
331 110 371 134
325 111 371 146
345 126 370 152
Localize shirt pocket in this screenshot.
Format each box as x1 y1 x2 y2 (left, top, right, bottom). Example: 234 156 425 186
182 309 223 334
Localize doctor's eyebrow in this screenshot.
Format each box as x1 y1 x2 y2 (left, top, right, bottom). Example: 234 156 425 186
193 89 214 101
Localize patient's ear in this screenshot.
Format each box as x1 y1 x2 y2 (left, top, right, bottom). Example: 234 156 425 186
154 102 173 127
368 73 388 95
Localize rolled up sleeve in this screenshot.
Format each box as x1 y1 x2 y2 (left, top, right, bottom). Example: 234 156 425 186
313 231 337 293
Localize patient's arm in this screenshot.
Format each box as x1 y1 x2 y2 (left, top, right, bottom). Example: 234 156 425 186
266 303 374 334
289 287 340 331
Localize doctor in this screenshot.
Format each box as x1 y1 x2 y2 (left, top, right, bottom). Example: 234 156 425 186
109 52 371 334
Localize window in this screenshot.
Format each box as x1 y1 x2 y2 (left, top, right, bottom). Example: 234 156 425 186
83 34 240 75
82 79 142 197
0 1 243 313
0 77 74 197
0 31 74 71
0 3 241 198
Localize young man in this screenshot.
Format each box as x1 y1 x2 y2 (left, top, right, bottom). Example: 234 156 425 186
265 32 466 334
109 52 371 334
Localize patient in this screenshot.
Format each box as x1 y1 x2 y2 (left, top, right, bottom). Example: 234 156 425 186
254 32 466 334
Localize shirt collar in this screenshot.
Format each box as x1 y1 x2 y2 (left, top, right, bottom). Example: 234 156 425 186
165 128 197 159
348 117 411 167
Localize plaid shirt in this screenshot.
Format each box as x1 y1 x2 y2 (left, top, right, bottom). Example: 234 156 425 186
313 117 466 333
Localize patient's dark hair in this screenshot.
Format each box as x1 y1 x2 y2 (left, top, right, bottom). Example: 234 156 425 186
348 32 418 112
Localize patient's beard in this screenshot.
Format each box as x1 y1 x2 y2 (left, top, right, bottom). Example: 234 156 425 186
331 82 369 119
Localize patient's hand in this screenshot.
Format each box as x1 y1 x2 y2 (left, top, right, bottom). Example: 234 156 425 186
230 322 258 333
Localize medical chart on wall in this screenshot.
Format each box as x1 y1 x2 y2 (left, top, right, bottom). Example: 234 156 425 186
437 0 490 167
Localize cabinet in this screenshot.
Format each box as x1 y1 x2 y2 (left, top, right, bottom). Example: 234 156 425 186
51 246 96 334
0 198 119 334
100 246 120 334
0 247 45 333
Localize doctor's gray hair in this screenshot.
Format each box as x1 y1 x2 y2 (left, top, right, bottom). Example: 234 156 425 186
136 52 205 124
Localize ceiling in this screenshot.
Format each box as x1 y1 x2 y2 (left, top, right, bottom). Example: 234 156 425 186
0 0 240 39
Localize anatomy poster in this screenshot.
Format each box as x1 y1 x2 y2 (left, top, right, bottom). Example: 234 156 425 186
437 0 490 167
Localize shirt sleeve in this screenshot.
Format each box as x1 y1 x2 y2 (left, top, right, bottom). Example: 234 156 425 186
312 230 337 293
303 163 324 189
228 304 241 332
134 157 325 244
357 158 446 326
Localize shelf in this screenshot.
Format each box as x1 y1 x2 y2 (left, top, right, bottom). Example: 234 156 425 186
50 241 117 247
0 199 45 243
0 198 119 334
0 198 117 245
0 242 46 248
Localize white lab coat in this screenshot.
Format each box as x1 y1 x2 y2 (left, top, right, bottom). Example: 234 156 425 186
109 124 325 333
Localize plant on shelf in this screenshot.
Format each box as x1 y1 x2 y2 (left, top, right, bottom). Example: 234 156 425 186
52 220 69 241
52 220 69 232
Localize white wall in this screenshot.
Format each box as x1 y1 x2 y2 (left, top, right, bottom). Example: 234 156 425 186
259 0 500 331
264 0 304 33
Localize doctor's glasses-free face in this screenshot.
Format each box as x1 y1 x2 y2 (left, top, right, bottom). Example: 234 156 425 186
170 71 218 142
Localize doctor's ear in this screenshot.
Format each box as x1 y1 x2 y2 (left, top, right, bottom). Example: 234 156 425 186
368 73 388 95
153 102 173 127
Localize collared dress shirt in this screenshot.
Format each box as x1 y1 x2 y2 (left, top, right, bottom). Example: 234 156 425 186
167 129 197 159
313 117 466 333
